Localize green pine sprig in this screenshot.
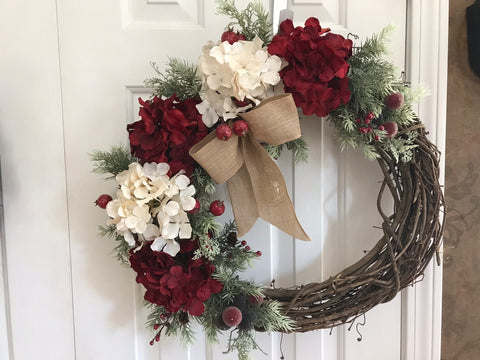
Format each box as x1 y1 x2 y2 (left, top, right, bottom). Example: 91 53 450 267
263 137 309 163
145 58 201 100
216 0 272 45
90 146 135 179
98 225 132 265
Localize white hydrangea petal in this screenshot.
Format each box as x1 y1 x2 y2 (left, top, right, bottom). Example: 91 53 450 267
135 218 147 234
156 163 170 176
164 184 179 197
117 219 128 233
141 162 156 179
181 184 196 198
209 46 225 64
196 100 209 113
266 55 283 72
163 240 181 257
162 222 180 239
143 224 160 240
150 237 167 252
179 223 192 239
157 211 170 227
118 206 128 218
164 201 180 216
115 168 130 185
120 185 131 199
262 71 281 86
175 175 190 190
133 206 151 222
252 36 263 48
181 196 196 212
133 187 148 199
255 50 268 63
125 215 138 229
231 41 243 53
124 231 135 246
106 201 118 218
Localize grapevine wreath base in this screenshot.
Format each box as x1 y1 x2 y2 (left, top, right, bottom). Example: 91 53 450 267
92 1 445 358
263 125 444 332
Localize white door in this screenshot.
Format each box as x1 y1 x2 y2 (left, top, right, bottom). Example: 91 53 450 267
0 0 447 359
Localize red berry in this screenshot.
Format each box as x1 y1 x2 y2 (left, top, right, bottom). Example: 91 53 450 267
248 294 264 305
241 240 247 246
367 127 372 133
210 200 225 216
149 340 154 346
256 251 262 257
355 118 361 124
364 118 370 125
384 92 405 110
379 125 385 131
245 246 251 251
188 199 201 214
216 124 232 141
155 334 160 342
383 122 399 138
221 30 246 45
222 306 243 327
366 112 375 120
95 194 112 209
153 324 160 330
232 120 249 137
374 135 380 141
234 97 250 107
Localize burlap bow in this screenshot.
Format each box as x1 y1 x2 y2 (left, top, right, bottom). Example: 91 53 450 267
189 94 310 241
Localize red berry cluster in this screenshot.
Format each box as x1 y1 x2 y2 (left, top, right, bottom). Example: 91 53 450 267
215 120 249 141
238 239 261 257
149 313 171 345
356 112 400 141
356 112 375 135
221 29 246 45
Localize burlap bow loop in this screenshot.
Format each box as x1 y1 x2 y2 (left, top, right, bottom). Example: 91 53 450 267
189 94 311 241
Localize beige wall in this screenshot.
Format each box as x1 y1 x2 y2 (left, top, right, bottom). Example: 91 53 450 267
442 1 480 359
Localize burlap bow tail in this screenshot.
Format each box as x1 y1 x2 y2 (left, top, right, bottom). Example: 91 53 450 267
190 94 311 241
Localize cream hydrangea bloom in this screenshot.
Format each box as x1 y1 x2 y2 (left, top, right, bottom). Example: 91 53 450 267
196 36 283 127
106 162 196 256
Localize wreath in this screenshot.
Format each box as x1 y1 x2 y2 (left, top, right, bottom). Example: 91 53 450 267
91 1 444 359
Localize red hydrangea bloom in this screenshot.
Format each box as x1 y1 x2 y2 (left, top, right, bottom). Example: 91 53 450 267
268 17 353 117
127 95 208 176
129 239 223 316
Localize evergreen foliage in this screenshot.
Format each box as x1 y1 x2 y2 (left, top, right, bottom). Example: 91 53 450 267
216 0 272 45
90 146 135 178
264 136 309 163
99 225 131 265
145 58 201 100
328 26 426 161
